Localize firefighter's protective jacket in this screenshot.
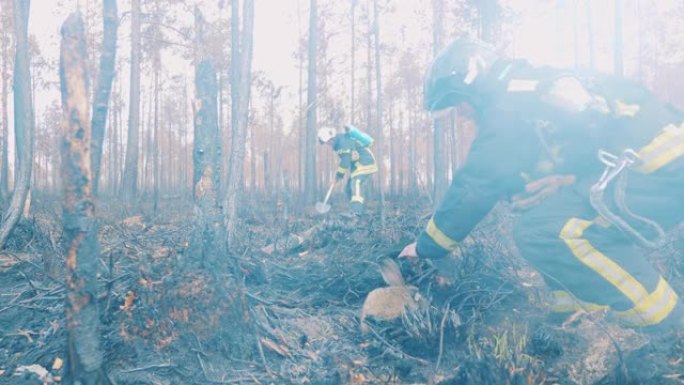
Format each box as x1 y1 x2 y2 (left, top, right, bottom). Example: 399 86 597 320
416 58 684 258
333 133 378 179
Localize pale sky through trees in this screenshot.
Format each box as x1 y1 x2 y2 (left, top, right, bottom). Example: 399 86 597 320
19 0 684 137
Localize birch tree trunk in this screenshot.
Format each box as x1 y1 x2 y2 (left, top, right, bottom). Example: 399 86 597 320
60 12 109 384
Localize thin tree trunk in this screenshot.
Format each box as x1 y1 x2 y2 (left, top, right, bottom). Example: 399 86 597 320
153 63 159 212
121 0 140 202
350 0 356 121
0 0 32 249
225 0 254 244
59 12 109 384
373 0 384 223
432 0 447 204
303 0 317 205
0 0 10 199
220 0 255 359
408 89 416 192
91 0 117 197
192 57 222 265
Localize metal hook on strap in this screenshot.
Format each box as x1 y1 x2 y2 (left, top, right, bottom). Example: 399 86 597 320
590 148 665 249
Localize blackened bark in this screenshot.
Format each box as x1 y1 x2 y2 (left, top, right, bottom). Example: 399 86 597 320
60 12 110 385
91 0 117 196
0 0 32 249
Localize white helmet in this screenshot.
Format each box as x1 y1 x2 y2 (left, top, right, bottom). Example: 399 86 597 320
317 126 337 144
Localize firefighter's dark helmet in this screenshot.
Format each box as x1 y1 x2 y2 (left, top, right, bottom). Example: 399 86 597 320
424 37 500 111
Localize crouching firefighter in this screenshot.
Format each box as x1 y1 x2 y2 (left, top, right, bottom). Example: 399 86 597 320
318 124 378 214
400 37 684 330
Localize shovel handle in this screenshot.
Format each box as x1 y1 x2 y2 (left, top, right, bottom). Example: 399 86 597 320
323 179 337 204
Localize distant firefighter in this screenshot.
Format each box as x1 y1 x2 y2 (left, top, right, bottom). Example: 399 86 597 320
400 37 684 330
318 124 378 215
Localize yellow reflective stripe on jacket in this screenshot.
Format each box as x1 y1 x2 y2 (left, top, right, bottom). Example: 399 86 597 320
636 123 684 173
351 163 378 177
337 166 349 174
559 218 650 305
350 148 378 177
425 217 459 251
612 276 678 326
550 290 608 313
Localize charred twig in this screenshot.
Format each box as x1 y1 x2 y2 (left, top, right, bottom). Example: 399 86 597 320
436 301 454 371
120 363 175 373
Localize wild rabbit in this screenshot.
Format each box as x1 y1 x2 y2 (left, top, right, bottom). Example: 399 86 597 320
360 258 429 333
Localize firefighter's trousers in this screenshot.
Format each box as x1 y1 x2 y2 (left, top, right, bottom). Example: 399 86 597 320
512 169 684 329
345 174 369 214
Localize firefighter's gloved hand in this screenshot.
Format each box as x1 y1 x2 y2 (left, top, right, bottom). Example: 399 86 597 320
398 242 418 264
335 171 345 181
511 174 576 210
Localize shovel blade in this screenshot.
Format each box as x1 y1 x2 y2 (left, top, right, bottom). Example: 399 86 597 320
315 202 331 214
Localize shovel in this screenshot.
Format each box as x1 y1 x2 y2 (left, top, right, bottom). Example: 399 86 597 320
315 180 337 214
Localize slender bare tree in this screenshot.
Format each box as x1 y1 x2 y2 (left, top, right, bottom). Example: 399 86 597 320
373 0 385 223
303 0 317 205
0 0 11 199
121 0 140 202
59 11 110 384
224 0 254 243
91 0 118 196
0 0 33 249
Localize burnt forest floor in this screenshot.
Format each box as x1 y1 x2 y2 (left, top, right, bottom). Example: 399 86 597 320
2 193 684 385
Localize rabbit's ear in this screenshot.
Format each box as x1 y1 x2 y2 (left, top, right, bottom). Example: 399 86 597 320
379 258 405 286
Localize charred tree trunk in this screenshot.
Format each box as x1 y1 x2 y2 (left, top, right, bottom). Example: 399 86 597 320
59 12 109 385
303 0 317 205
0 0 32 249
121 0 140 202
90 0 117 197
